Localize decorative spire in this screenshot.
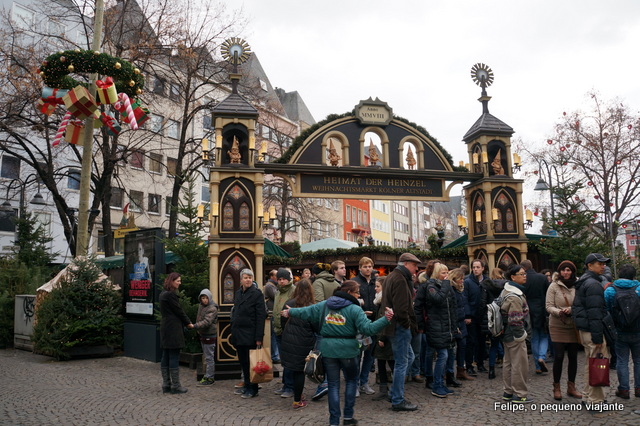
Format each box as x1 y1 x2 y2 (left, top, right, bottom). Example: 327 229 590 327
470 63 494 114
221 38 252 94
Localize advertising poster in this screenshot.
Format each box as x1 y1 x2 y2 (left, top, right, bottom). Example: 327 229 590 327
124 229 164 317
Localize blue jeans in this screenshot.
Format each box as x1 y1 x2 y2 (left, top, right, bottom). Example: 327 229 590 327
488 337 503 367
324 357 358 426
615 333 640 391
160 348 180 369
420 333 434 377
390 325 413 405
410 332 422 377
531 327 549 369
432 347 448 389
358 339 375 386
446 347 455 373
275 334 294 391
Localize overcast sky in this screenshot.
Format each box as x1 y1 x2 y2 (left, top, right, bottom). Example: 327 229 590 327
218 0 640 216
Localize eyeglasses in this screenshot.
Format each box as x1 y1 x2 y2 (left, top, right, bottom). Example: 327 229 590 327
514 272 526 276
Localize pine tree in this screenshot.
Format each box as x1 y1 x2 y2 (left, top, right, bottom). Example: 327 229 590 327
32 257 123 360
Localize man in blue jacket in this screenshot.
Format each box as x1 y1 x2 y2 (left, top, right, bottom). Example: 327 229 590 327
604 264 640 399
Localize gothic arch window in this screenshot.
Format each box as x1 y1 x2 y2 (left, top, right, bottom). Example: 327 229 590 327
471 144 483 174
496 247 521 269
221 182 253 233
493 190 517 234
473 192 487 235
219 251 249 304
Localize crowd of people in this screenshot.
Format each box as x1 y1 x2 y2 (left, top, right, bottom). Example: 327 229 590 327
158 252 640 424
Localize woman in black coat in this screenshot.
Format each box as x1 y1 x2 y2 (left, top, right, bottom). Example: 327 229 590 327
280 279 317 409
480 268 507 379
159 272 194 394
231 269 267 398
414 264 457 398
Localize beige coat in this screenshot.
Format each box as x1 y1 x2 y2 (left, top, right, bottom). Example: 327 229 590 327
545 279 579 343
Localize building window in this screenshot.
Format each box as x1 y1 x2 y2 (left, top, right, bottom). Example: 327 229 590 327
48 19 66 36
110 188 123 208
130 149 144 169
166 120 179 139
201 185 210 202
1 156 20 179
346 206 351 222
149 153 163 174
67 169 81 190
169 84 180 101
130 190 143 212
11 4 33 30
165 196 172 216
148 193 161 214
167 157 178 176
203 114 213 130
153 78 165 96
150 114 163 133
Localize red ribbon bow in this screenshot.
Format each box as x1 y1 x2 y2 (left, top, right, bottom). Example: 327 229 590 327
96 76 114 88
42 96 65 105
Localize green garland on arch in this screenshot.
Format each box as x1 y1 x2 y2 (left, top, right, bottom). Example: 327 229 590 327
38 49 144 99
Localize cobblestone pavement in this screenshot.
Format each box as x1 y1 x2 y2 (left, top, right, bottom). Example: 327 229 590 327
1 348 639 425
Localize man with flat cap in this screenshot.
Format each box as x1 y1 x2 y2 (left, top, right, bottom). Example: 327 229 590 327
380 252 421 411
572 253 611 406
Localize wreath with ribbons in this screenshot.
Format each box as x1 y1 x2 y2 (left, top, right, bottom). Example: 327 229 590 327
38 49 144 99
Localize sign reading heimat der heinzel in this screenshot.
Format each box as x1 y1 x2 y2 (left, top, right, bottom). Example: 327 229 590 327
299 175 443 198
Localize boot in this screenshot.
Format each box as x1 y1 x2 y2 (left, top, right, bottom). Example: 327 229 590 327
373 384 390 401
446 371 462 388
477 362 488 373
169 368 188 394
425 376 433 389
161 367 171 393
456 366 475 381
488 367 496 380
553 382 562 400
567 381 582 399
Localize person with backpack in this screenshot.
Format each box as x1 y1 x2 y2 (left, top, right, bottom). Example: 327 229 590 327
545 260 582 400
499 264 533 404
604 264 640 399
572 253 610 406
480 268 506 379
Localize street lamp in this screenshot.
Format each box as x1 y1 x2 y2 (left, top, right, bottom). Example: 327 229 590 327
533 158 559 225
1 176 48 213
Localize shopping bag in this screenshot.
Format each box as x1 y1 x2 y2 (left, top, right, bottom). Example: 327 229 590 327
588 353 610 387
249 346 273 384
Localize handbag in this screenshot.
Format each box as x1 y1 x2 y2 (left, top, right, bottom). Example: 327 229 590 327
304 349 325 383
249 345 273 384
588 353 610 387
304 304 328 383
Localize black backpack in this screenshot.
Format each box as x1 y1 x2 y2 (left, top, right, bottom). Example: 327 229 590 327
612 285 640 331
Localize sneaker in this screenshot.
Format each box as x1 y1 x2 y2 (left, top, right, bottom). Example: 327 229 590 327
292 400 308 409
442 385 454 395
272 358 281 364
281 390 294 398
391 400 418 411
312 385 328 401
359 384 376 395
233 387 245 395
234 381 245 388
467 367 478 376
431 386 448 398
355 387 360 397
274 386 285 395
241 390 258 399
343 419 358 425
511 396 534 404
197 377 215 386
502 392 513 401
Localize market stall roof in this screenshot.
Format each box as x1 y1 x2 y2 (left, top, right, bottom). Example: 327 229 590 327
265 238 291 257
300 238 359 252
441 233 556 249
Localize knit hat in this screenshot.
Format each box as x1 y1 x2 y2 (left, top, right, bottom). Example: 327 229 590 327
312 263 329 275
557 260 576 274
276 268 291 281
